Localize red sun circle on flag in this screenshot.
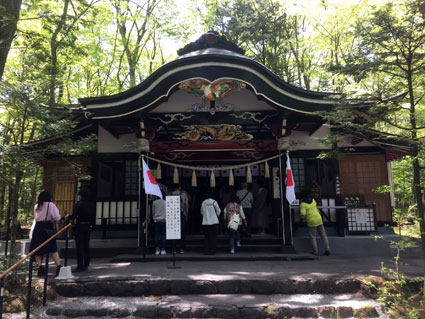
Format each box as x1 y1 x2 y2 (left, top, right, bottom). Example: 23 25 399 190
286 169 294 186
147 170 158 185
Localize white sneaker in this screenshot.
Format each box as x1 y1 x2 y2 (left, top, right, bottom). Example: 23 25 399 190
236 241 241 247
155 248 160 255
230 248 235 254
161 249 166 255
179 249 184 254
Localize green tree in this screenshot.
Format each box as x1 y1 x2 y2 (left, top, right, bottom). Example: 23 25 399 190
0 0 200 252
202 0 318 88
324 0 425 284
0 0 22 79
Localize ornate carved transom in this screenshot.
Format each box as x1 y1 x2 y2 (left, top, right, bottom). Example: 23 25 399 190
173 124 253 141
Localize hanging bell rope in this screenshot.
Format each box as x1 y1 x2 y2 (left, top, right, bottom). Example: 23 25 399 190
246 166 252 183
264 161 270 178
140 153 283 173
173 167 179 184
229 169 234 186
192 170 197 187
156 163 162 180
210 171 216 188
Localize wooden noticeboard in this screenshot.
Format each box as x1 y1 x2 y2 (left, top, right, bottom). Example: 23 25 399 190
166 195 181 240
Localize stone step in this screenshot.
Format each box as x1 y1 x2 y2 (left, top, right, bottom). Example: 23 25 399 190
110 251 316 263
62 244 284 259
42 294 384 318
52 278 362 297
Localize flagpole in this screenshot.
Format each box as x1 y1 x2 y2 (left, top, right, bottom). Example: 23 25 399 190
138 155 142 253
144 157 149 261
278 150 286 247
285 150 294 247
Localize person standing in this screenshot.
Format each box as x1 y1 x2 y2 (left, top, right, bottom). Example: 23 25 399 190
300 192 330 256
144 192 167 255
252 179 269 234
224 195 247 254
69 187 96 272
170 183 189 253
200 189 221 255
29 190 62 277
236 182 253 236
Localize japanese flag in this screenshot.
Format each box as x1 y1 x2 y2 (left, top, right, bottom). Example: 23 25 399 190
142 158 163 199
285 154 296 204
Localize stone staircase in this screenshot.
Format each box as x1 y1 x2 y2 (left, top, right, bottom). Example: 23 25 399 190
60 234 288 259
38 277 386 318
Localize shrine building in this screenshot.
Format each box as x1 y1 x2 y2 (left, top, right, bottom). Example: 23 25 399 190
41 32 404 254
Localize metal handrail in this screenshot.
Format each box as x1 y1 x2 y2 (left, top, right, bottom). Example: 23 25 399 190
0 223 72 280
0 222 72 318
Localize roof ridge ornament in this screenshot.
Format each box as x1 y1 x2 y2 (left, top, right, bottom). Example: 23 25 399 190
177 31 245 56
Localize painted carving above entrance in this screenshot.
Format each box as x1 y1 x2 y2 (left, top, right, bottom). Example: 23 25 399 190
173 124 253 141
179 78 246 101
186 102 239 113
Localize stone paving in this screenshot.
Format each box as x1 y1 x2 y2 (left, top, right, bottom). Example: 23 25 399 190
2 253 423 318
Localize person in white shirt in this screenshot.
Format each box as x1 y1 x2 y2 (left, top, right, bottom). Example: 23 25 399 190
200 189 221 255
236 182 253 236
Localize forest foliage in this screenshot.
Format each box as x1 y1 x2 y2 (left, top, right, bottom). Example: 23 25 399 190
0 0 424 254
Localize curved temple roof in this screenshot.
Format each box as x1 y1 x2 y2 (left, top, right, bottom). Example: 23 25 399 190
79 34 337 120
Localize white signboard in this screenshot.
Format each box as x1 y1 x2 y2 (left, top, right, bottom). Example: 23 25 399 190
354 208 368 224
166 195 181 240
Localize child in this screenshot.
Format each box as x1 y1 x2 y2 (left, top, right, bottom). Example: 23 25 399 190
300 192 330 256
224 194 247 254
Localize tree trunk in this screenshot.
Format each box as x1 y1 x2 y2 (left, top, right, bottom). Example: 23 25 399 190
9 168 22 255
0 182 6 220
407 69 425 289
49 0 70 106
0 0 22 80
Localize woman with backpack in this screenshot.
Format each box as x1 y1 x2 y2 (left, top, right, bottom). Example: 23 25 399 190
224 194 248 254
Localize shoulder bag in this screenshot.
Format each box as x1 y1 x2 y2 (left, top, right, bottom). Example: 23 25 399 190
43 203 56 237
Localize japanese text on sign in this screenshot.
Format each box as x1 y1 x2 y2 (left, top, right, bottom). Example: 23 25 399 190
166 195 181 240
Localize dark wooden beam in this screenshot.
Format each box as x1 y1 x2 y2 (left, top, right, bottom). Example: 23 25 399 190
150 140 277 153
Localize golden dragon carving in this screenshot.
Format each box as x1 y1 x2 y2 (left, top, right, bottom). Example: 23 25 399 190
174 124 253 141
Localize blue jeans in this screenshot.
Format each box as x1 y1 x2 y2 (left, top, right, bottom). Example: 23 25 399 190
229 229 240 250
154 221 166 250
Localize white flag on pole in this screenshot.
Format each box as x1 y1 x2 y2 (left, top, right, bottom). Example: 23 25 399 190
285 154 296 204
142 158 163 199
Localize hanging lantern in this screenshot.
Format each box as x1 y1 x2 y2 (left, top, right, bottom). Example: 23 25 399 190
192 170 197 187
246 166 252 183
173 167 179 184
210 171 216 188
264 161 270 178
156 163 162 180
229 169 234 186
